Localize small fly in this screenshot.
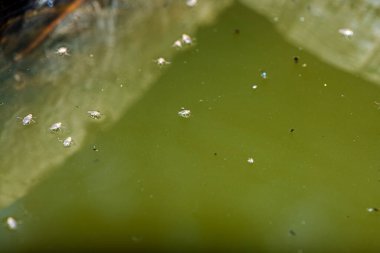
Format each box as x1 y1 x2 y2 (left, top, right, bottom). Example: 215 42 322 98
63 136 73 147
181 34 193 45
155 57 171 66
18 113 35 125
49 122 63 132
56 47 70 56
88 110 102 119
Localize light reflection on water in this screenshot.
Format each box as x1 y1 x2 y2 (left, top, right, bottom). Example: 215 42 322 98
1 0 380 251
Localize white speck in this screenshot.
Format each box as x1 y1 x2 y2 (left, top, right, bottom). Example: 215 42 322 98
247 157 255 164
172 40 182 48
55 47 69 56
88 110 102 119
178 108 191 118
367 207 378 213
63 136 73 147
252 84 258 89
299 16 305 22
338 28 354 38
181 34 193 45
302 63 307 67
6 217 17 230
273 17 279 22
186 0 197 7
22 114 34 125
260 71 267 79
155 57 170 66
49 122 62 132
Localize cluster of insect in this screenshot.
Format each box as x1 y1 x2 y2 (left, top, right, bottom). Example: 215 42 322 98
154 34 194 66
18 110 102 148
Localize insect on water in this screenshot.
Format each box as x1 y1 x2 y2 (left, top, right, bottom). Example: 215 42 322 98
49 122 63 132
181 34 193 45
55 47 70 56
87 110 102 119
17 113 35 125
63 136 73 147
155 57 171 66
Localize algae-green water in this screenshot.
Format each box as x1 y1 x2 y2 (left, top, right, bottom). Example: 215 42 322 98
2 2 380 252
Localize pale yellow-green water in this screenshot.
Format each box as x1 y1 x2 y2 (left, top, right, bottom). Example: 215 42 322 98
1 1 380 252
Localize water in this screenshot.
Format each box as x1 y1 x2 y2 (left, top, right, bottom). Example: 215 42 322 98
2 1 380 252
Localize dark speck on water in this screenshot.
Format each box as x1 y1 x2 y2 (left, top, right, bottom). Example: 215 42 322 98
234 28 240 35
294 56 299 63
289 230 296 236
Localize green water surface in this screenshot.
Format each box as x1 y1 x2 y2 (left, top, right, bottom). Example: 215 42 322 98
2 2 380 252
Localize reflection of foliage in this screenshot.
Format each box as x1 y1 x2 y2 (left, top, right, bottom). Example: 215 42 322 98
0 0 232 209
241 0 380 85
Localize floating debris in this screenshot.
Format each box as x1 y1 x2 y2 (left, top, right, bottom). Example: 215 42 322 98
338 28 354 38
87 110 102 119
290 128 295 133
252 84 258 89
247 157 254 164
260 71 268 79
92 145 99 152
323 83 327 87
49 122 63 132
63 136 73 148
21 113 35 126
302 63 307 68
367 207 379 213
289 229 296 236
178 108 191 118
155 57 171 66
55 46 69 56
172 40 182 48
293 56 299 64
6 217 17 230
186 0 197 7
181 34 193 45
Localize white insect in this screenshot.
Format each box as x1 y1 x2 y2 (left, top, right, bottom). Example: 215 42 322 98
6 217 17 230
155 57 171 66
181 34 193 45
178 108 191 118
247 157 255 164
63 136 73 147
49 122 63 132
56 46 70 56
88 110 102 119
21 113 35 125
172 40 183 48
338 28 354 38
